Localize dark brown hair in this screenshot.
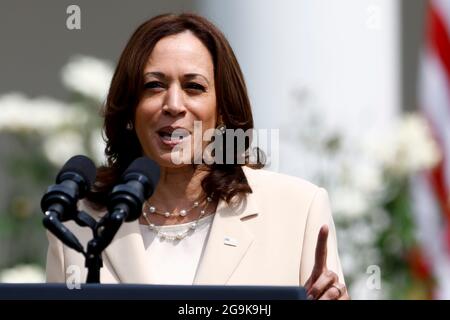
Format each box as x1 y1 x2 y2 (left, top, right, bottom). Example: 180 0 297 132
87 13 264 209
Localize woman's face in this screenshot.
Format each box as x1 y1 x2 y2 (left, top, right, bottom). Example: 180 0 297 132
135 31 217 168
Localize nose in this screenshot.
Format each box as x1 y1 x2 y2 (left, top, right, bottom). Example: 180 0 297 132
162 84 186 116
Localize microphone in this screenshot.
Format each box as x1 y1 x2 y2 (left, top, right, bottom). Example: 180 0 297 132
107 156 160 222
83 156 159 283
95 156 160 244
41 155 97 222
41 155 97 253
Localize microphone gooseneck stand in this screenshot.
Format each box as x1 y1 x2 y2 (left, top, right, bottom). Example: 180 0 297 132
43 156 160 283
84 208 125 283
43 207 120 283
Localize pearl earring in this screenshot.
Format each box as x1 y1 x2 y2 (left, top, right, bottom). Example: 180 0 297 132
217 124 226 134
126 121 134 130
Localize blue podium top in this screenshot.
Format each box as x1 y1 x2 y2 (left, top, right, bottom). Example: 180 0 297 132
0 283 306 300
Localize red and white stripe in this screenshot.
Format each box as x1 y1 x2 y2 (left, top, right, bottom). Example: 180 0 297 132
412 0 450 299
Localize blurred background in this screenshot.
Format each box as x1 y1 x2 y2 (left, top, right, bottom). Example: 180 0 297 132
0 0 449 299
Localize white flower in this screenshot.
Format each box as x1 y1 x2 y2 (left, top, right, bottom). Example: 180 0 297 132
351 161 384 195
395 113 441 172
366 113 441 176
0 93 88 133
43 130 87 166
61 55 114 103
0 264 45 283
330 186 369 218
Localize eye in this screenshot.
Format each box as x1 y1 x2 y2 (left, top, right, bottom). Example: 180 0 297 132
185 82 206 92
144 81 165 90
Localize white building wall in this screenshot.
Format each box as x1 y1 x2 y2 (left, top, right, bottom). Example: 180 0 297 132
197 0 400 176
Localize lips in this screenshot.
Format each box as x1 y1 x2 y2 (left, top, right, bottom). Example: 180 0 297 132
156 126 191 147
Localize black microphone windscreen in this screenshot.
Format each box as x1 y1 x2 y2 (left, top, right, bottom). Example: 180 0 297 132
123 156 160 186
56 155 97 188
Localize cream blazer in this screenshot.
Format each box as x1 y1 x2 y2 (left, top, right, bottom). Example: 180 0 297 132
46 166 345 286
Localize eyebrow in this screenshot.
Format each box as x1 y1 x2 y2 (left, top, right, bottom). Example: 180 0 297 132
144 72 210 84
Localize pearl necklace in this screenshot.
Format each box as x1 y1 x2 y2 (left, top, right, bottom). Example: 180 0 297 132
142 195 214 241
143 195 213 218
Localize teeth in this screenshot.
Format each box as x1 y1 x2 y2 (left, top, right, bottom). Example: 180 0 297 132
159 132 189 142
158 129 190 142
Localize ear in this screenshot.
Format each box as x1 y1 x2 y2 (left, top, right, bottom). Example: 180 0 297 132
216 111 224 126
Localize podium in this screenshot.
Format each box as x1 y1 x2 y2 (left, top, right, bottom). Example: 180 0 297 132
0 283 306 300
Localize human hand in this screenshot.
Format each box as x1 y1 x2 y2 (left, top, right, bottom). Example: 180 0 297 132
304 225 350 300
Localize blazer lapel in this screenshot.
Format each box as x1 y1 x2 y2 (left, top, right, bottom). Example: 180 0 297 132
103 220 154 283
103 166 260 284
77 201 153 284
193 190 259 285
103 194 259 284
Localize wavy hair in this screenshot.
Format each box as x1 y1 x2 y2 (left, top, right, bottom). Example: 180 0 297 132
87 13 264 209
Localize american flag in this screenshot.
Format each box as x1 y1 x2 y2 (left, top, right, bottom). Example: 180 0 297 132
411 0 450 299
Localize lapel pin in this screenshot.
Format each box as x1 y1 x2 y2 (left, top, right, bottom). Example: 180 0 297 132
224 236 238 247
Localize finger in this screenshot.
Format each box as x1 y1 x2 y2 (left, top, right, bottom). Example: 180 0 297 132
336 283 349 300
318 286 341 300
307 270 338 300
330 283 350 300
336 282 347 296
338 292 351 300
304 276 312 291
311 225 329 278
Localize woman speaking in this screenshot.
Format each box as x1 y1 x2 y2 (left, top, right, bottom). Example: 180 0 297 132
46 13 349 300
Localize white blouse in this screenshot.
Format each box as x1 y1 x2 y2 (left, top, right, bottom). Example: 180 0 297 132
139 214 215 285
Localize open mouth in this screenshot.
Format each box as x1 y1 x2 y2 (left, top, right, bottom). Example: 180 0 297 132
157 126 191 146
